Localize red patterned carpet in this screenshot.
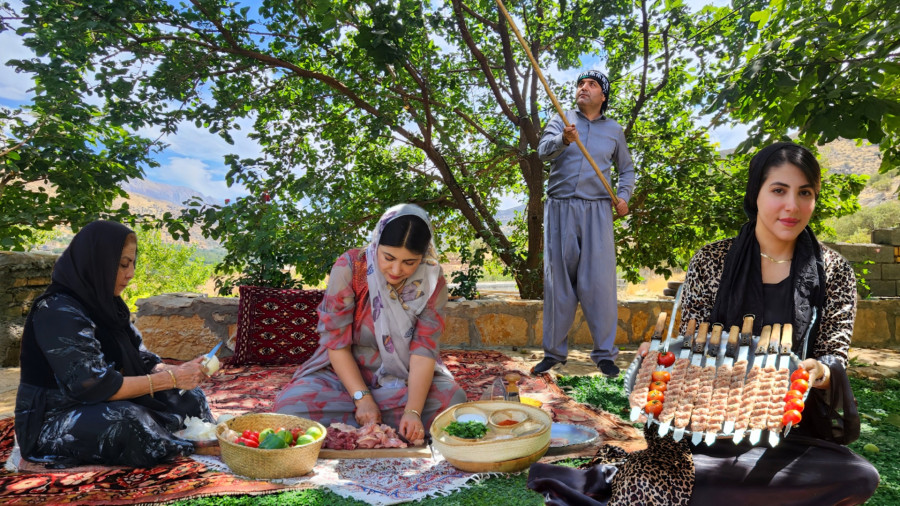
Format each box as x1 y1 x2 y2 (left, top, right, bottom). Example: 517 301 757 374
0 350 642 504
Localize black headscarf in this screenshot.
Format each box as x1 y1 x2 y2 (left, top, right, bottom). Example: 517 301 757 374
20 221 152 388
710 143 827 358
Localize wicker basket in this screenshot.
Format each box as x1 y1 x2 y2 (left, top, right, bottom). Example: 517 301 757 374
216 412 326 479
431 400 551 469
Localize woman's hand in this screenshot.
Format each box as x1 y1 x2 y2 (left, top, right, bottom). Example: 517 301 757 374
171 357 208 391
399 411 425 444
799 358 831 390
354 396 382 426
637 342 651 357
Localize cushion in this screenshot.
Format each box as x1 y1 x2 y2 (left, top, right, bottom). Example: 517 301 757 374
231 285 325 366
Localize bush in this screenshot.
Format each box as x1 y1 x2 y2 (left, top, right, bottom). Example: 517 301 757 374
121 228 215 311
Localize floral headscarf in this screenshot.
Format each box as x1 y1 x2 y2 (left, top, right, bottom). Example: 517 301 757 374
365 204 442 386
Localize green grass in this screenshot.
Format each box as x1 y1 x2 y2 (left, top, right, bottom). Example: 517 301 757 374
848 376 900 505
174 374 897 505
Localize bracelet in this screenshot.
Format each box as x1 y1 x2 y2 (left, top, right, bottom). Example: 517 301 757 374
404 409 421 418
166 369 177 389
147 374 155 398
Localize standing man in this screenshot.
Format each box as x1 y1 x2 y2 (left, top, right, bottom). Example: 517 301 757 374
533 70 635 377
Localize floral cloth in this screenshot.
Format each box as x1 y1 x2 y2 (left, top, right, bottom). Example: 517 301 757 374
274 247 465 430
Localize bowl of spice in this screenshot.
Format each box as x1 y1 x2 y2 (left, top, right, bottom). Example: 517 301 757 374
489 408 528 431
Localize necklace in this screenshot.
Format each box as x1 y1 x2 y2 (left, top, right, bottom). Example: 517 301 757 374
760 252 792 264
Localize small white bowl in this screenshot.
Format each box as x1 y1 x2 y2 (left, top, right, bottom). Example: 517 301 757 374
453 405 488 424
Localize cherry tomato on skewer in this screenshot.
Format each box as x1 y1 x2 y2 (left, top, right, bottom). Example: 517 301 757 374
784 389 804 403
785 398 805 413
644 399 664 417
647 390 665 403
782 409 802 426
657 352 676 367
649 380 668 393
791 368 810 382
651 370 671 383
791 378 810 394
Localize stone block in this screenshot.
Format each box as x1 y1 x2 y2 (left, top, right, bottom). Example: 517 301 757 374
632 310 651 342
442 316 471 346
532 310 543 346
856 263 882 280
852 307 891 347
475 313 528 346
831 243 895 263
882 264 900 280
12 278 28 288
872 228 900 246
135 314 221 361
572 318 593 346
26 277 51 287
868 280 898 297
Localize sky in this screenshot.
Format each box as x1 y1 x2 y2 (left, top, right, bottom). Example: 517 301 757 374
1 0 745 210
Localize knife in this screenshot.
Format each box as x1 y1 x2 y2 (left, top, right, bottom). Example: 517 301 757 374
179 341 223 395
628 312 669 422
772 324 795 444
705 324 739 444
733 324 771 444
692 324 722 446
722 316 754 435
749 323 781 445
657 319 696 437
672 322 708 442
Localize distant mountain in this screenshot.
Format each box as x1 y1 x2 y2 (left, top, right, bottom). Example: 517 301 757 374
496 204 527 224
122 179 220 207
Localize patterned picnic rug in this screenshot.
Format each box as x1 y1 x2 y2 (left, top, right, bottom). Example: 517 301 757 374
0 350 643 504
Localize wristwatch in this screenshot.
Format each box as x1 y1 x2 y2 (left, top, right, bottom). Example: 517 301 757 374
352 389 371 402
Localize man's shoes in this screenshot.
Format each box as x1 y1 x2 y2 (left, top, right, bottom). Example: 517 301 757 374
598 359 620 378
531 357 566 375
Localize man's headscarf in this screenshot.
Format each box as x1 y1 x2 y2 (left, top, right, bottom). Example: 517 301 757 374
577 70 611 113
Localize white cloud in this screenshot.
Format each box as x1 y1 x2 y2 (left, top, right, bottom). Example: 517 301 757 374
150 156 247 201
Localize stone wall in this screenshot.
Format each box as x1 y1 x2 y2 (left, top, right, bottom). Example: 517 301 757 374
132 293 900 362
827 226 900 298
0 251 57 367
2 247 899 367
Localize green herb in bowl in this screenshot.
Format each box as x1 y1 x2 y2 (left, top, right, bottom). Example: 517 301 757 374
444 420 489 439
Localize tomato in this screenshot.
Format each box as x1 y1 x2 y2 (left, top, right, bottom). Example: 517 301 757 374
647 390 665 403
782 409 802 426
791 368 810 382
644 399 664 417
791 378 810 394
785 398 805 413
784 389 804 403
649 380 667 393
651 370 671 383
657 351 676 367
290 428 303 441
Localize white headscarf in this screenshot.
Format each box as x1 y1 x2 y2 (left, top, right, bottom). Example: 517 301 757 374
365 204 442 386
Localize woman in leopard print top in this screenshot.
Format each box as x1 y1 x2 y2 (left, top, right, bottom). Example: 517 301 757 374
529 143 879 505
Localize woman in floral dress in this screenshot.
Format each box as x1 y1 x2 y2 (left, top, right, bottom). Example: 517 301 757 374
274 204 466 443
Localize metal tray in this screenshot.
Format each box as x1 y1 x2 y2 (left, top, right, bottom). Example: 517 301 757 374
545 422 599 455
624 332 807 446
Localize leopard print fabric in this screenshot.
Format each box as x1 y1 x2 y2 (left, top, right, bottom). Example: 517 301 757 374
678 238 857 367
595 427 694 506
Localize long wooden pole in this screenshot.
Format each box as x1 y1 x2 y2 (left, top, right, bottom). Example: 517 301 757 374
494 0 619 206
